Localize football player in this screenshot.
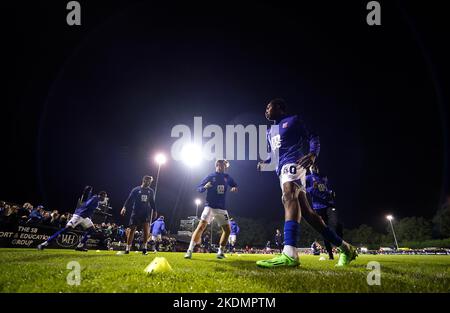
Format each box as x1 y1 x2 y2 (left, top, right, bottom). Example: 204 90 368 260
185 160 238 259
306 164 342 260
150 215 166 252
37 190 107 252
256 98 357 268
228 217 240 254
120 175 155 255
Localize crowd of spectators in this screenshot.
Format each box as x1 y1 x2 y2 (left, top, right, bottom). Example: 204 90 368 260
0 200 177 251
0 201 72 228
0 200 128 241
362 247 450 255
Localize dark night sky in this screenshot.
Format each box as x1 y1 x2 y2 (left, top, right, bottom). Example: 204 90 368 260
3 1 449 232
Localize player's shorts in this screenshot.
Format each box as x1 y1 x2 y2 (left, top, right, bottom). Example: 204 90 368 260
151 234 162 242
200 206 230 227
228 234 237 244
129 210 151 227
66 214 94 229
279 163 306 192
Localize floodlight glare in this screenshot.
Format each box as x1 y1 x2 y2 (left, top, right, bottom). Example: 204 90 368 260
181 143 202 167
155 153 167 165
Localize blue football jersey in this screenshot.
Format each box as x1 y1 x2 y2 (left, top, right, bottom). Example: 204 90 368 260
124 186 155 213
306 173 335 209
265 115 320 175
197 172 237 210
230 220 240 235
74 195 100 218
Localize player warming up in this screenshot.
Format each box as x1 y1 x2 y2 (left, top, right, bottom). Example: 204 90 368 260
306 164 342 260
37 189 108 252
150 215 166 252
256 98 357 268
120 175 155 255
185 160 238 259
228 217 240 254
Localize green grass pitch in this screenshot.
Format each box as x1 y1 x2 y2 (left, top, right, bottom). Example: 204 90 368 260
0 248 449 293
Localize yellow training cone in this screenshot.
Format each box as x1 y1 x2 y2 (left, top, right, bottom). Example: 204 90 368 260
144 257 173 274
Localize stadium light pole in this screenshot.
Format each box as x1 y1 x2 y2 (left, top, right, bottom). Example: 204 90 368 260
195 198 201 218
386 215 399 250
152 153 167 223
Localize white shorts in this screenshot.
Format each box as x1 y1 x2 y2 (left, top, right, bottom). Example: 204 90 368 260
279 163 306 192
200 206 230 227
228 234 237 244
66 214 94 229
151 234 162 242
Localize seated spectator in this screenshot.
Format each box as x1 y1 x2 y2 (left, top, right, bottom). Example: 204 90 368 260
27 206 44 224
0 202 10 222
6 205 20 223
18 203 32 222
59 214 68 227
50 210 60 226
41 211 52 225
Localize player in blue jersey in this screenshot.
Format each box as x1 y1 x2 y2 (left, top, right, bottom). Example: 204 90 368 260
306 164 342 260
120 175 155 255
37 190 108 251
150 215 166 252
185 160 238 259
227 217 240 253
256 98 357 268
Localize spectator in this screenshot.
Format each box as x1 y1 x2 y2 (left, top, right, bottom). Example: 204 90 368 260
59 214 68 227
18 203 32 222
6 206 19 223
274 229 283 253
27 206 44 224
41 211 52 225
50 210 60 226
0 202 10 222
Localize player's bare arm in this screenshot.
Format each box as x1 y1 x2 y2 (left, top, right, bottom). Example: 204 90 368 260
297 152 316 169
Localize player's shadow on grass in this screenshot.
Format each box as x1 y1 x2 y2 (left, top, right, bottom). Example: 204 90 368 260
219 258 370 273
212 259 362 292
201 258 312 270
